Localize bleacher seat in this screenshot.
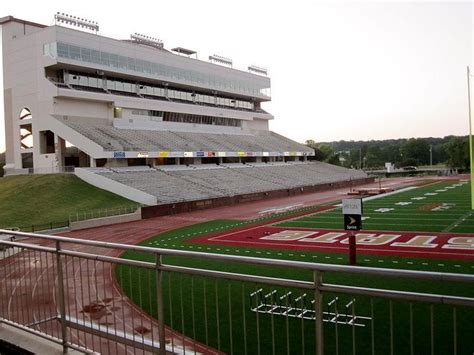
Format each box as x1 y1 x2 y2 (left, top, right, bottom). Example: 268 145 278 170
92 161 368 205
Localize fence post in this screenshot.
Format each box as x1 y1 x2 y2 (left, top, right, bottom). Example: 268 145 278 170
314 270 324 355
55 240 68 353
155 254 166 355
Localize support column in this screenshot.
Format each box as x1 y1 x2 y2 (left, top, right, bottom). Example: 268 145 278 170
55 136 66 168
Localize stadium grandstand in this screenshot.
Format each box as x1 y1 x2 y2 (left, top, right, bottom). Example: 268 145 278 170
1 14 369 206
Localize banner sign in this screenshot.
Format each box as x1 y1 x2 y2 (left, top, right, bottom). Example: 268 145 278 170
342 198 363 231
113 151 126 158
342 199 363 215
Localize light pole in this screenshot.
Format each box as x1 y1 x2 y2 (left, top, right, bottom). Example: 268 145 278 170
468 66 473 209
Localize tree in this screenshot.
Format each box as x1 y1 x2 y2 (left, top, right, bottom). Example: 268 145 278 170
305 141 334 162
443 137 469 169
401 139 430 166
326 153 341 166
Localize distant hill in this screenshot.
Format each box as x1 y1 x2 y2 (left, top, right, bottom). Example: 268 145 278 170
0 174 135 229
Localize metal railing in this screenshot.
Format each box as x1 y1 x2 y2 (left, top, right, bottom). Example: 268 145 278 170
7 220 70 233
68 205 141 224
0 229 473 354
5 166 75 176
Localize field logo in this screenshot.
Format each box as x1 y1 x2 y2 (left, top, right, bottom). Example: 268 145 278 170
257 230 474 251
432 203 456 211
261 230 317 241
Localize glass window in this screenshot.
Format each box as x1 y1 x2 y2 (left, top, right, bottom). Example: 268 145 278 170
123 82 132 92
143 61 151 74
79 76 88 86
109 54 119 68
127 57 135 71
135 59 144 72
101 52 110 66
69 45 81 60
118 56 128 70
89 77 98 88
80 47 91 62
57 42 69 58
107 80 115 90
91 50 101 64
52 42 268 98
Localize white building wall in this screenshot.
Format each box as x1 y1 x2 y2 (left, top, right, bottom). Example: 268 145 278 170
51 97 111 120
75 168 157 205
1 20 59 172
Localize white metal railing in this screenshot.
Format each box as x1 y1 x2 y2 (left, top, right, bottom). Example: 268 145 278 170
0 229 473 354
68 205 141 223
5 166 75 176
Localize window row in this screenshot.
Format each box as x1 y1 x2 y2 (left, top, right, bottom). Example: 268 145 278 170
65 73 255 110
44 42 271 98
162 112 242 127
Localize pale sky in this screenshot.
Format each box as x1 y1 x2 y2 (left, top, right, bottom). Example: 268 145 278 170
0 1 472 152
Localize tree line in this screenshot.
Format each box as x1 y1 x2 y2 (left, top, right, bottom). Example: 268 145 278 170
305 136 470 170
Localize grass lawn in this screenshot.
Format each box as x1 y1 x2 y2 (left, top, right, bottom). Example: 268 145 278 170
117 202 474 354
0 174 135 230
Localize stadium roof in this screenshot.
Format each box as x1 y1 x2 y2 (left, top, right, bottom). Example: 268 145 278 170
0 15 47 28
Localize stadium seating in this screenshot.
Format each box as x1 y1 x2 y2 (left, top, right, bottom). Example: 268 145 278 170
92 162 368 204
57 117 313 153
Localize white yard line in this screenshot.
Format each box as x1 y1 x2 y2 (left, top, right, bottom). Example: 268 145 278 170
334 186 419 206
442 210 474 232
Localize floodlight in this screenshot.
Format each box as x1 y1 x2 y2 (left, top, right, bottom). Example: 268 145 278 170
54 12 99 32
209 54 233 67
130 33 164 50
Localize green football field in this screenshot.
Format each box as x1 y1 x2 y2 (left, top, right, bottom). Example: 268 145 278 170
277 180 473 233
116 179 474 354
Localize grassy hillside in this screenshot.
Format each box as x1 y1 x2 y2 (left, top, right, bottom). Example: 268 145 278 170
0 174 135 229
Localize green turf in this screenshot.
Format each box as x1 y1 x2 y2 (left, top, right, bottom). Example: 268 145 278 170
277 180 474 233
117 214 474 355
0 174 135 230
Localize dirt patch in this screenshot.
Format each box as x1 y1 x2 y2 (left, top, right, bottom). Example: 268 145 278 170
417 203 441 211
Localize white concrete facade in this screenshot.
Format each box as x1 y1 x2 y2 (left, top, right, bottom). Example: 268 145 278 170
1 15 312 175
